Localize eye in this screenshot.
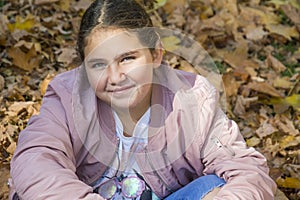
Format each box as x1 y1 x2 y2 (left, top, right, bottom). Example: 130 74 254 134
92 63 107 69
120 56 136 63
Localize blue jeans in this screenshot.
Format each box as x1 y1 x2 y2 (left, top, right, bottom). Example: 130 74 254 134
164 174 225 200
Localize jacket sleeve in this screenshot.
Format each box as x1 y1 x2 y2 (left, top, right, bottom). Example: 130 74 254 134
10 82 104 200
199 82 277 199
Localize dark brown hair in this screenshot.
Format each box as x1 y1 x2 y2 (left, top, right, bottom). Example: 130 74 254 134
77 0 159 61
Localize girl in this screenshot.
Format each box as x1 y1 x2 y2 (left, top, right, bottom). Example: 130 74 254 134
9 0 276 199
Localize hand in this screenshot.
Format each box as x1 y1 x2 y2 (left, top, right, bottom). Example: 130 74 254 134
202 187 221 200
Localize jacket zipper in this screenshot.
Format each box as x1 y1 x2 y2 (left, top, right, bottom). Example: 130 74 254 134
212 137 235 156
145 147 174 193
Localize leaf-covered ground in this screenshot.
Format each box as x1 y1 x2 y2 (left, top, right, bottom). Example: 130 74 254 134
0 0 299 199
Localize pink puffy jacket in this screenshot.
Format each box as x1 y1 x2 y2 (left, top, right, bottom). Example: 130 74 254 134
10 65 276 199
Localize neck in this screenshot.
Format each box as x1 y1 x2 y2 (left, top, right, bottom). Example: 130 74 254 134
114 90 151 137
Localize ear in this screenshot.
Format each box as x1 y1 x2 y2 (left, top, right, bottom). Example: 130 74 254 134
152 42 163 68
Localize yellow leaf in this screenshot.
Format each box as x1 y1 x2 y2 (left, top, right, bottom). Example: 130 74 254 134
285 94 300 111
279 135 300 149
59 0 71 12
276 177 300 189
269 94 300 112
161 36 180 52
7 15 35 32
246 137 261 147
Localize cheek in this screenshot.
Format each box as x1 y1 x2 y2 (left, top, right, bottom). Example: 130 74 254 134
129 66 154 84
86 71 106 91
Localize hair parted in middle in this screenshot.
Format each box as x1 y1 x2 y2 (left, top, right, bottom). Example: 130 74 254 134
77 0 160 61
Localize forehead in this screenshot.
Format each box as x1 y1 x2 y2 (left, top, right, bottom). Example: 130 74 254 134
84 29 146 60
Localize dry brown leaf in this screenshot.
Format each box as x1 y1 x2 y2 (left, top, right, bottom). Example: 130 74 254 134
274 114 300 136
40 74 56 96
222 41 260 70
57 48 77 66
246 25 268 41
247 82 283 97
8 102 35 114
73 0 93 11
0 75 4 92
281 4 300 32
256 120 278 139
266 24 299 40
266 54 287 73
34 0 59 5
11 29 29 41
6 142 16 155
273 77 293 89
222 72 240 97
178 60 198 74
239 5 280 25
7 46 40 72
163 0 185 14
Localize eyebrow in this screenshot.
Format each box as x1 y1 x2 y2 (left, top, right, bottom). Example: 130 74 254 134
87 50 139 64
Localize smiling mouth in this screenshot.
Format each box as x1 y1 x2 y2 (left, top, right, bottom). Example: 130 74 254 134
108 85 135 93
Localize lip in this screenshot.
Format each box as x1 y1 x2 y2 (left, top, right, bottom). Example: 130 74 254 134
108 85 135 94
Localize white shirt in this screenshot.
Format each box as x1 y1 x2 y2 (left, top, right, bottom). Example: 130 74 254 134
93 108 160 200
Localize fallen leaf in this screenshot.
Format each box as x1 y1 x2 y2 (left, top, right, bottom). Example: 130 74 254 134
279 135 300 149
266 54 287 73
57 48 77 65
7 46 40 72
154 0 167 10
239 5 280 25
35 0 59 5
223 41 248 68
273 77 293 89
269 0 300 10
247 82 283 97
10 29 29 41
274 114 300 136
8 102 35 114
256 120 278 139
163 0 185 14
6 142 16 155
7 14 36 32
246 136 261 147
246 25 268 41
281 4 300 32
0 75 4 92
285 94 300 112
266 24 299 40
72 0 93 11
269 95 300 113
59 0 71 12
276 177 300 189
222 72 241 97
178 60 198 74
40 74 56 96
161 36 180 52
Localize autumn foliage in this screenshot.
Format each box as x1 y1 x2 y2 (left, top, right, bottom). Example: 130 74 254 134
0 0 299 199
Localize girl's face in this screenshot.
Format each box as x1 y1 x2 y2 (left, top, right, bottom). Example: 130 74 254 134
84 29 162 112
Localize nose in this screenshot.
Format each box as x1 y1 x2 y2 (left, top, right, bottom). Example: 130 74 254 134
107 62 126 85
